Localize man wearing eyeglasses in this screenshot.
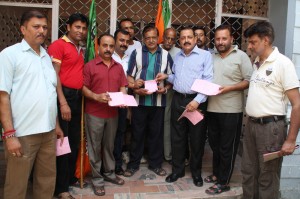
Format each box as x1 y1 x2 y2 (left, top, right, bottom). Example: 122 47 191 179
123 25 173 177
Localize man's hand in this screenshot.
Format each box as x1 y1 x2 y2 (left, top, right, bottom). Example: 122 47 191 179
55 124 64 146
134 88 150 96
5 137 22 157
156 86 166 94
155 73 168 82
135 79 144 88
60 104 71 121
279 140 297 156
218 86 233 95
93 93 111 103
186 100 199 112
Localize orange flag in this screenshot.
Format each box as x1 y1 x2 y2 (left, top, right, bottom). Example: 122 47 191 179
155 0 171 44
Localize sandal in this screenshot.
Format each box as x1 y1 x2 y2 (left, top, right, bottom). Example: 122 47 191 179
124 168 139 177
92 185 105 196
71 180 88 188
104 175 125 185
205 184 230 195
57 192 75 199
204 175 217 183
149 167 167 176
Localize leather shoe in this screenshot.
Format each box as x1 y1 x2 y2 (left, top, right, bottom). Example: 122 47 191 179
193 176 203 187
115 166 124 176
165 173 184 183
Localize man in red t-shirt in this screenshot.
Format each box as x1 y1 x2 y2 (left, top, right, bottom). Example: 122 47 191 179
48 13 88 199
82 34 127 196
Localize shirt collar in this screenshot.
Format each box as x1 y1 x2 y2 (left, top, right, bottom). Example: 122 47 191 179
180 45 200 56
142 44 162 54
62 35 82 51
113 51 128 60
254 47 278 67
95 56 117 66
214 45 238 56
21 39 47 57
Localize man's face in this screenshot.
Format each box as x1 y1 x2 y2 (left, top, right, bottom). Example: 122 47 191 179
162 29 176 51
99 36 115 60
120 21 135 39
67 20 87 44
115 32 130 55
215 29 233 54
179 29 197 54
194 29 206 48
143 29 158 52
21 17 48 48
247 34 267 58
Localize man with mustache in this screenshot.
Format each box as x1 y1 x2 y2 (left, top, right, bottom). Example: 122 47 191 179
83 33 127 196
242 21 300 199
112 29 131 175
0 10 63 199
118 18 142 56
194 26 210 51
48 13 88 199
159 28 180 164
205 25 253 195
124 25 173 177
157 26 213 187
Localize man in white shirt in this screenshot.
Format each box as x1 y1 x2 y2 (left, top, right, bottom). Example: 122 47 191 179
0 10 63 199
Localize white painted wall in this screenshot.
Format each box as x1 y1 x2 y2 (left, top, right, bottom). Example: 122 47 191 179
293 0 300 78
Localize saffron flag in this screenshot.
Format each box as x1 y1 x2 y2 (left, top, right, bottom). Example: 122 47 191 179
155 0 171 44
85 0 98 63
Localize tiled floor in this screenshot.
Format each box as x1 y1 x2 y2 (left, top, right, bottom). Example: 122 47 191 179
0 142 243 199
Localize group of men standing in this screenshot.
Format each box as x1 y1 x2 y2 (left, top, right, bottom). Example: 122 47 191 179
0 9 300 199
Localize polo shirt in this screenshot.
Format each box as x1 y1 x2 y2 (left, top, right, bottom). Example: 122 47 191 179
0 39 57 137
207 45 253 113
127 45 173 107
84 56 128 118
246 47 299 117
48 35 84 89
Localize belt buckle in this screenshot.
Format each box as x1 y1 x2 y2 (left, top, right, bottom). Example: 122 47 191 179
259 118 264 124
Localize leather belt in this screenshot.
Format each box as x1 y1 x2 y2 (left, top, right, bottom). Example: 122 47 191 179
174 91 197 98
249 115 285 125
62 86 82 95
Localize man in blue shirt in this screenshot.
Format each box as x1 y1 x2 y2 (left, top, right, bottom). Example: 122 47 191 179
158 26 213 187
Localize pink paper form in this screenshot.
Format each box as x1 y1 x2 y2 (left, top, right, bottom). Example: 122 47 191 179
144 80 158 93
56 136 71 156
178 109 204 125
108 92 138 106
191 79 221 96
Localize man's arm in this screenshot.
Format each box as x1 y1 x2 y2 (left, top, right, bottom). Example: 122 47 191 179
280 88 300 156
82 85 110 103
127 75 148 96
53 62 71 121
0 91 22 157
218 80 249 94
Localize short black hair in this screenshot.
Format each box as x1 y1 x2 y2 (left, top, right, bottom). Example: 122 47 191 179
97 33 114 44
244 21 275 44
179 26 195 36
142 25 159 37
193 26 206 35
66 13 89 27
118 18 133 29
114 29 130 40
215 24 233 36
20 10 47 26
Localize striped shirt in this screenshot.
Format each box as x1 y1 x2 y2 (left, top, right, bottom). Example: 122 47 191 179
167 46 213 103
127 45 173 107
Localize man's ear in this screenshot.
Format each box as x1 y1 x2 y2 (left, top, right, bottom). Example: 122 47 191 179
67 24 71 32
20 25 25 36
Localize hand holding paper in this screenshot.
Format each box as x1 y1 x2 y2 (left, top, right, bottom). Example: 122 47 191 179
178 109 204 125
191 79 221 96
56 136 71 156
263 145 299 162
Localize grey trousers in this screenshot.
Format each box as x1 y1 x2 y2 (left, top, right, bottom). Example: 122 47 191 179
241 118 287 199
164 89 174 161
4 131 56 199
85 113 118 187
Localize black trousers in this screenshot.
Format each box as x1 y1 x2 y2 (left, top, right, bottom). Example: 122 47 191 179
207 112 243 185
127 106 164 170
55 86 82 195
171 92 207 177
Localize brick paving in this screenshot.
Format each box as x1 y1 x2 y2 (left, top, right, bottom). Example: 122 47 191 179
0 141 242 199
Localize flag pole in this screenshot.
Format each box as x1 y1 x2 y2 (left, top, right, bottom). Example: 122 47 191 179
80 96 84 188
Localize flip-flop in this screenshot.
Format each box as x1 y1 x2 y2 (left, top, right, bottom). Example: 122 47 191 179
104 175 125 185
149 167 167 176
204 175 217 183
205 184 230 195
92 185 105 196
124 168 139 177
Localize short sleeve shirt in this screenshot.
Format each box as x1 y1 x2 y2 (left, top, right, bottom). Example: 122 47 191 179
84 57 128 118
246 47 299 117
207 45 253 113
48 35 84 89
0 39 57 137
